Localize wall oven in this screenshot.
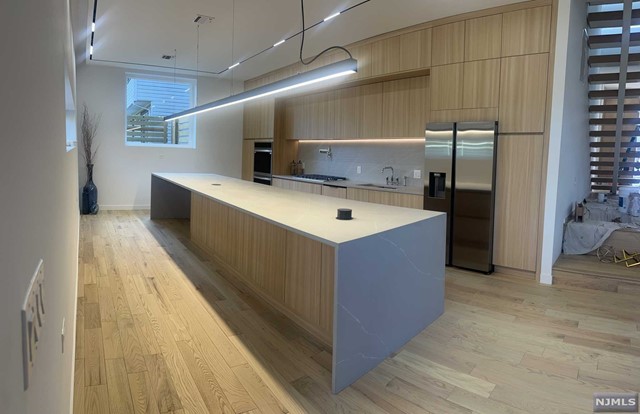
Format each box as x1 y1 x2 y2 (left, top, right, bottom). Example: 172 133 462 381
253 142 272 185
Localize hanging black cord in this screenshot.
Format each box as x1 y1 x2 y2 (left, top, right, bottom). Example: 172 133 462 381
299 0 352 65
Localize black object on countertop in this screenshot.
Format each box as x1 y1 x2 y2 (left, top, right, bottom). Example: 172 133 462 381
337 208 353 220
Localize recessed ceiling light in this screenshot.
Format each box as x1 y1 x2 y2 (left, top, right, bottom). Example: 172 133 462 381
91 22 95 32
273 39 285 47
228 62 240 70
89 45 94 55
323 12 340 22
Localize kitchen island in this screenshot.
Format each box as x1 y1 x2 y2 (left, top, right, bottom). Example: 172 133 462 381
151 172 445 393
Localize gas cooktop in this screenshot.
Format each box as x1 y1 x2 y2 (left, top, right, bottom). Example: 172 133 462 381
296 174 347 182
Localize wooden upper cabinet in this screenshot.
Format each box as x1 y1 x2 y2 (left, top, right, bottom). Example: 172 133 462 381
501 6 551 57
431 22 465 66
350 43 372 80
243 100 275 139
493 134 543 272
499 53 549 133
371 29 431 76
430 63 463 111
358 83 383 138
382 76 430 137
463 59 500 109
465 14 502 61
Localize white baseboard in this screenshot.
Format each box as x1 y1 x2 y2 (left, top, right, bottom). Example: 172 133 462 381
100 205 150 211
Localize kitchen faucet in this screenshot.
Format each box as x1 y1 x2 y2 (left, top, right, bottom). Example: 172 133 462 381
382 166 398 185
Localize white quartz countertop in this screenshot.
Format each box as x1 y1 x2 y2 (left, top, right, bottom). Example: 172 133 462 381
153 173 442 246
272 175 424 196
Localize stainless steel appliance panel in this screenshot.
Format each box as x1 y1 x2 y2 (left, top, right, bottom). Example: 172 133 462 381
424 122 454 264
451 121 497 273
253 142 272 186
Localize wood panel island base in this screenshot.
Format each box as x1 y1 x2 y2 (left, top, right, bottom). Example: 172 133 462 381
151 173 445 393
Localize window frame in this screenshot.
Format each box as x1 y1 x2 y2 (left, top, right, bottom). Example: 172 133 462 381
124 72 197 149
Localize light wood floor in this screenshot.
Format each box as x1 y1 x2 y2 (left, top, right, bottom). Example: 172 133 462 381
74 211 640 414
554 254 640 294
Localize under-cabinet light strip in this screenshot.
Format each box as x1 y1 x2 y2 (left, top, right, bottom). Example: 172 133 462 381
298 138 424 144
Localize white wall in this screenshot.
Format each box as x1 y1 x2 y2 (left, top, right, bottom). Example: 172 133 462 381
540 0 590 283
76 65 243 209
0 0 79 413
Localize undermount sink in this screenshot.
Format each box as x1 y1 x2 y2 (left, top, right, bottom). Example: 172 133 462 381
357 183 398 190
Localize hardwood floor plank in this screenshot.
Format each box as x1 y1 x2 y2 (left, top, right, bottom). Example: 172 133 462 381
73 359 85 414
117 312 147 373
128 371 161 414
176 340 236 414
85 385 110 414
85 328 106 386
144 354 182 413
106 358 135 413
102 321 124 360
231 363 287 414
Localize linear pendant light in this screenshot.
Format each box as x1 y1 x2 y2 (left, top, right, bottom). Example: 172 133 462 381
164 58 357 121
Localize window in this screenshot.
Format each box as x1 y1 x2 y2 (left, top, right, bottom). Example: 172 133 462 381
125 74 196 148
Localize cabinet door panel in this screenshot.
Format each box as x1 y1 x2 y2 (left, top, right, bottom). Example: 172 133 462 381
493 135 543 272
465 14 502 61
501 6 551 56
432 22 465 66
463 59 500 109
499 53 549 133
382 76 430 137
358 83 383 138
431 63 463 111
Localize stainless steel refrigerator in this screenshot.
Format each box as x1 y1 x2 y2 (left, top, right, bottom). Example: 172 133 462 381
424 121 498 274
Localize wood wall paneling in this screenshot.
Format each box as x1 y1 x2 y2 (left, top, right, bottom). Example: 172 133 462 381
431 22 465 66
462 59 500 109
501 6 551 57
241 140 254 181
493 134 543 272
464 14 502 61
284 231 322 326
430 63 463 111
321 186 348 199
498 53 549 133
430 108 498 123
382 76 430 137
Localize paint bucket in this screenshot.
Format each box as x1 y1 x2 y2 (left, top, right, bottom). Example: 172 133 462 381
618 186 638 213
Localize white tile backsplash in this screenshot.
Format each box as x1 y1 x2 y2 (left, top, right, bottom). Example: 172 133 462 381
297 141 424 188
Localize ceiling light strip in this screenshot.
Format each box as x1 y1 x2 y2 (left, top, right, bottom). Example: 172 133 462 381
88 0 370 72
89 0 98 59
220 0 370 75
164 58 357 121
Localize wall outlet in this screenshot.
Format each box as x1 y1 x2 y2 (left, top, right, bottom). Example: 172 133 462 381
22 259 45 390
413 170 421 179
356 165 361 174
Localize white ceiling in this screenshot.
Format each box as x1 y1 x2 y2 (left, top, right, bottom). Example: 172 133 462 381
82 0 530 81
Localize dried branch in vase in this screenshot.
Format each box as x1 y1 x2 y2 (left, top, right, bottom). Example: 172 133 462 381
81 103 101 166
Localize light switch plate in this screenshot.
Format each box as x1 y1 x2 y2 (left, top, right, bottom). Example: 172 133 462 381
356 165 361 174
413 170 421 179
22 259 44 390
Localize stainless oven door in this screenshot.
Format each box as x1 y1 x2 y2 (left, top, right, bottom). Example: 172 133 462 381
253 143 272 176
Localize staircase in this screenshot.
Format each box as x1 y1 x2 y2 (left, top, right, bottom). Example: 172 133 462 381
588 0 640 192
